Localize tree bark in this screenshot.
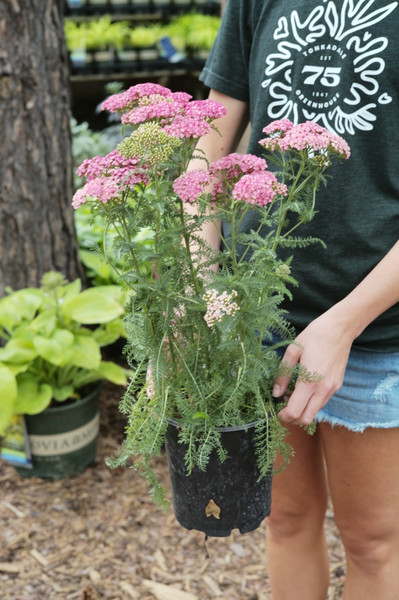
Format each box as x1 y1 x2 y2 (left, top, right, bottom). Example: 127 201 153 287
0 0 84 294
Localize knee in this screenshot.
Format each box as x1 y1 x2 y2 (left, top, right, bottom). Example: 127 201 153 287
338 517 395 572
267 492 328 540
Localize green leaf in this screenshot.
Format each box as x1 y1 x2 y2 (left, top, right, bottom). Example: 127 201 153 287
52 385 75 401
14 374 53 415
0 339 38 364
79 249 117 283
0 289 43 332
62 287 125 324
193 412 209 420
33 329 74 366
93 321 126 347
62 278 82 302
0 366 18 435
96 361 130 385
29 310 56 336
70 335 101 370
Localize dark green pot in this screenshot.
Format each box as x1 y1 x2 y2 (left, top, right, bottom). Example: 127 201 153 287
15 386 101 480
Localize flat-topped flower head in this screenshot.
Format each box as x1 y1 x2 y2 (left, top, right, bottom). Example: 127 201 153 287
163 116 211 139
121 100 185 126
118 122 182 164
184 99 227 122
203 289 239 328
72 177 120 209
173 170 210 203
101 83 174 113
77 149 141 181
262 119 294 136
209 153 268 180
259 120 350 159
232 171 287 206
207 153 269 202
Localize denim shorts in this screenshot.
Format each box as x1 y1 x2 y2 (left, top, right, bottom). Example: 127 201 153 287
315 345 399 432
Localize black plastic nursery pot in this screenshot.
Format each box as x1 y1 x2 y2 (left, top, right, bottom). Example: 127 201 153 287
15 386 101 480
164 420 273 537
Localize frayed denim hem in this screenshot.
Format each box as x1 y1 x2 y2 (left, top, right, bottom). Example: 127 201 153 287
315 411 399 433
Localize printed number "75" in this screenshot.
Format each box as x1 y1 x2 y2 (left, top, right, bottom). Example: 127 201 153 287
301 65 342 87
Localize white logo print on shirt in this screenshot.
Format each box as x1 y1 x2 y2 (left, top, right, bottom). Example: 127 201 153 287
261 0 397 135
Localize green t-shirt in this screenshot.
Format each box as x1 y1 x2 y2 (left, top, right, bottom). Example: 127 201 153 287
200 0 399 351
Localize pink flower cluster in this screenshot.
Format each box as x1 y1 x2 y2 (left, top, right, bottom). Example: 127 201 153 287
72 177 119 209
101 83 179 113
72 150 150 208
232 172 287 206
72 83 230 211
203 289 239 328
172 152 289 208
209 153 268 179
172 170 210 203
121 100 185 126
259 120 351 158
101 83 226 141
163 116 212 139
77 149 141 181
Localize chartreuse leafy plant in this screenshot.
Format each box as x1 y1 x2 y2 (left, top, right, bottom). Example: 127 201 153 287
0 272 131 436
72 83 350 506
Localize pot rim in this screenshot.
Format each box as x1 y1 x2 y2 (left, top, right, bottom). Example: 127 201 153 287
167 417 261 433
41 384 101 415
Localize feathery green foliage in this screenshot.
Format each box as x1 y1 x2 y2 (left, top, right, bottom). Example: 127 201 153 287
72 85 350 506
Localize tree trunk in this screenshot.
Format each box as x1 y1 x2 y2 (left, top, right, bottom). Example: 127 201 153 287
0 0 84 295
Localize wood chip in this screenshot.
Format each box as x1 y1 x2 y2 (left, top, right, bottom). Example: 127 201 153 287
154 548 168 572
0 562 21 573
0 382 346 599
2 500 26 518
202 574 222 596
119 581 139 598
30 549 48 567
142 580 199 600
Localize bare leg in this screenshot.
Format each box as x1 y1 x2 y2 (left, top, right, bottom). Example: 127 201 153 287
320 424 399 600
266 424 330 600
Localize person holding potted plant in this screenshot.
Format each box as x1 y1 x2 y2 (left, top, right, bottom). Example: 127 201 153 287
196 0 399 598
71 82 351 536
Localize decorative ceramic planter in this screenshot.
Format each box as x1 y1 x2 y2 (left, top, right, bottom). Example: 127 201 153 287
164 420 273 537
15 386 101 480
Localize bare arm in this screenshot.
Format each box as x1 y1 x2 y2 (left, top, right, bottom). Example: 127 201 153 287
185 89 250 252
275 240 399 425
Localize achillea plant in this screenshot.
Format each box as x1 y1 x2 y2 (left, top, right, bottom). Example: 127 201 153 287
72 84 350 505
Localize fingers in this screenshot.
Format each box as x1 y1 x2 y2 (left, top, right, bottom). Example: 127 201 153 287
277 376 341 426
272 343 302 398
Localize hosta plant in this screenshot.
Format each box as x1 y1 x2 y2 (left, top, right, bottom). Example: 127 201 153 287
71 82 350 505
0 272 131 436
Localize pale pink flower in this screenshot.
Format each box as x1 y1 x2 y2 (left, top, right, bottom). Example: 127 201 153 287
77 150 140 180
259 121 350 159
173 170 210 203
121 100 185 125
232 172 287 206
76 150 150 188
203 289 239 327
184 99 227 121
163 116 211 139
72 177 119 208
262 119 294 135
101 83 173 113
170 91 193 104
207 153 269 203
209 153 268 180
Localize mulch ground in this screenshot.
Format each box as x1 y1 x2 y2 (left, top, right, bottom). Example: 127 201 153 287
0 382 346 600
